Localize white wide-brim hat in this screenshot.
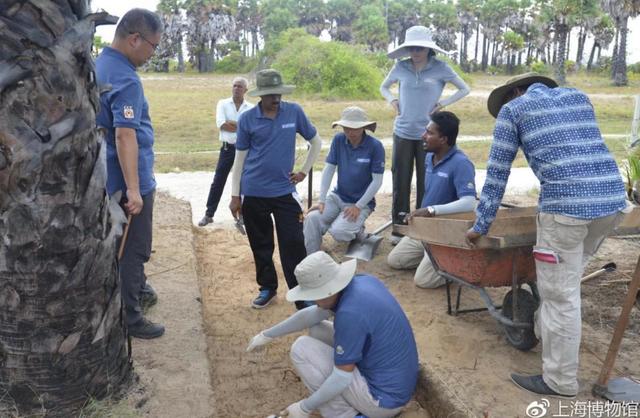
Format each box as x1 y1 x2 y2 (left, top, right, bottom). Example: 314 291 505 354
286 251 357 302
387 25 448 59
331 106 377 131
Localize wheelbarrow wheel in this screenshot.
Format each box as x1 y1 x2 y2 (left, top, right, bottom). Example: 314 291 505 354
502 288 539 351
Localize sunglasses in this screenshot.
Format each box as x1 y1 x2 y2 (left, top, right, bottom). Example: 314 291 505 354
407 46 427 52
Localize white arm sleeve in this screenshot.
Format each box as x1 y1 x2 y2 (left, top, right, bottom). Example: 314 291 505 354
439 75 471 107
319 163 336 203
432 195 476 215
355 172 383 209
230 149 248 196
300 134 322 175
262 306 332 339
379 66 398 103
301 367 354 412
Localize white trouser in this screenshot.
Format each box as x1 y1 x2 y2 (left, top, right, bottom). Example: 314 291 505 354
304 193 372 254
535 211 625 395
290 321 404 418
387 237 445 288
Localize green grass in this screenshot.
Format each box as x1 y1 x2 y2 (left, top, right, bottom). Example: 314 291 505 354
142 72 638 173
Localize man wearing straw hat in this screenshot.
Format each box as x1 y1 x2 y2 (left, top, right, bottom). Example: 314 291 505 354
304 106 385 254
247 251 418 418
466 73 630 398
229 69 322 310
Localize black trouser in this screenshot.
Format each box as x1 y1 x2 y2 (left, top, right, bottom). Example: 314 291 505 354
205 142 235 217
118 191 154 325
392 133 425 226
242 194 306 292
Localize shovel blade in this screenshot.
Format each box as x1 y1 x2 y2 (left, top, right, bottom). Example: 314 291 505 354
345 235 384 261
594 377 640 402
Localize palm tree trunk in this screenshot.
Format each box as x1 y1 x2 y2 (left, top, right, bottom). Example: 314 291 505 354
0 2 131 416
587 42 597 70
474 21 480 63
555 24 568 85
613 16 628 86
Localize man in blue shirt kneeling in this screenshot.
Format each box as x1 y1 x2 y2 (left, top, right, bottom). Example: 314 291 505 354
247 251 418 418
387 111 476 288
304 106 385 254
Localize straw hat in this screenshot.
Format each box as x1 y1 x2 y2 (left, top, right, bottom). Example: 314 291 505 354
286 251 357 302
487 72 558 118
387 26 448 60
247 69 295 97
331 106 377 132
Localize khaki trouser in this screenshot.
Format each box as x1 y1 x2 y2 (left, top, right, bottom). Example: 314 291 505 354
535 211 626 395
290 321 404 418
387 237 445 288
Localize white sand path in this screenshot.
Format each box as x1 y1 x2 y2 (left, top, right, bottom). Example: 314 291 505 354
156 168 541 226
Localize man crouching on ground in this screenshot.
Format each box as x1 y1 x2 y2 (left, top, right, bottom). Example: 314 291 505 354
246 251 419 417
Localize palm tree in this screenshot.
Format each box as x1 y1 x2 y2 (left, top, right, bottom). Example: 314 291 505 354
602 0 640 86
0 1 131 416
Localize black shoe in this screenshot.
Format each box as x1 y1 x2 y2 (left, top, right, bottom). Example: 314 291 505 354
295 300 315 310
198 215 213 227
510 374 576 399
140 283 158 311
128 317 165 339
252 289 276 309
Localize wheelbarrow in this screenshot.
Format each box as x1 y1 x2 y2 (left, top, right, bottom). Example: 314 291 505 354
406 206 541 351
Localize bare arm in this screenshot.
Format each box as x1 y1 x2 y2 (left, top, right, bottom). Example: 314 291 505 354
115 127 142 215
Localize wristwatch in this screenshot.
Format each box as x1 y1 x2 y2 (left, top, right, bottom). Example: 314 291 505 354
427 206 436 216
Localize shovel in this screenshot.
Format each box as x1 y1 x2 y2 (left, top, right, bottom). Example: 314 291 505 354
345 220 393 261
592 253 640 402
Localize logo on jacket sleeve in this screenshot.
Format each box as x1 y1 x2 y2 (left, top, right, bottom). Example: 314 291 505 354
123 106 135 119
336 345 344 355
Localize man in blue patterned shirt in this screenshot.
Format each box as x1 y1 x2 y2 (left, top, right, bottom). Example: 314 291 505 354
466 73 629 398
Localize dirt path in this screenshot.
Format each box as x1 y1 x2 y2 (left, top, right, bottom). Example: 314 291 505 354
128 192 639 418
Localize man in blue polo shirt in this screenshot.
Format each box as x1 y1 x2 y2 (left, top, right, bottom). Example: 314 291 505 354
96 8 164 339
304 107 385 254
388 111 476 288
229 69 322 310
247 251 418 417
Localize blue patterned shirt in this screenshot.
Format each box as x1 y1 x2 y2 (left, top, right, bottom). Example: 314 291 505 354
473 83 627 235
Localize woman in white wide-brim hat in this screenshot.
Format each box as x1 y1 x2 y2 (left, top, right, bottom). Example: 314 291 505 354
380 25 470 244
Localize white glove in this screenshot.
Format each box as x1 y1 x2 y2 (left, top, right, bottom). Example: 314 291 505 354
279 401 310 418
246 331 274 352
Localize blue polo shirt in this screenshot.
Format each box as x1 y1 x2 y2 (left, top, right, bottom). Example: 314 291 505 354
332 274 419 409
421 146 476 208
95 47 156 197
236 101 317 197
326 133 385 210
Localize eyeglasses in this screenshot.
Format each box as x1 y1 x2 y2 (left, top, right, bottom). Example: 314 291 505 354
131 32 159 51
407 46 427 52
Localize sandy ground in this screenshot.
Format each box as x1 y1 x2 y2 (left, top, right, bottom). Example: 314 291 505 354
128 187 639 418
123 194 214 417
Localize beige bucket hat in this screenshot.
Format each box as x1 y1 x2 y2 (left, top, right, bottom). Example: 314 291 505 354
387 26 448 59
286 251 357 302
248 69 295 97
331 106 377 132
487 72 558 118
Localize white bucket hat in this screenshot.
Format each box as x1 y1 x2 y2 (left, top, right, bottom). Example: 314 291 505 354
286 251 357 302
331 106 377 132
387 26 448 59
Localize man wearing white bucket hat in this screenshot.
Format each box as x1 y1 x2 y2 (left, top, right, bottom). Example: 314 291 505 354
380 25 470 244
247 251 418 417
304 106 385 253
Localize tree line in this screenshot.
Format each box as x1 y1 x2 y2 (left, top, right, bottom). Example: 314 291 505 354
148 0 640 86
